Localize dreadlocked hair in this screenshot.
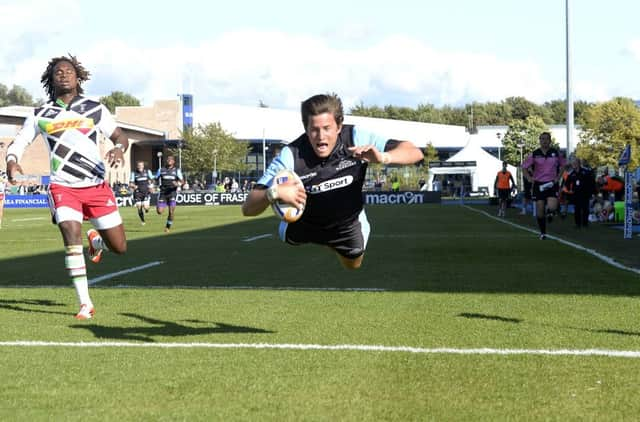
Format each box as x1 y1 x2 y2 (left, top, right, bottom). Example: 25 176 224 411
41 54 91 101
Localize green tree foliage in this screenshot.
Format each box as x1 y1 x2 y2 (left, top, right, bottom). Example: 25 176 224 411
502 116 550 166
576 97 640 169
349 97 594 129
503 96 552 123
177 122 251 179
99 91 141 113
543 99 594 125
0 83 37 106
423 142 438 167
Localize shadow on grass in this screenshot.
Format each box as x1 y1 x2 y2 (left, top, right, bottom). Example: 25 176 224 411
1 205 639 295
458 312 523 324
459 311 640 338
70 312 274 342
0 298 69 316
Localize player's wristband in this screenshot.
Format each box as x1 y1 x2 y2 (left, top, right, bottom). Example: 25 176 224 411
114 143 126 152
266 185 279 203
6 153 18 163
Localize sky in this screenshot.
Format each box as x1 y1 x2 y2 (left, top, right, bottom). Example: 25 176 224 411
2 0 640 112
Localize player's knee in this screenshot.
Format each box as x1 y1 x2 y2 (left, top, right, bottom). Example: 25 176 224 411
339 255 364 270
111 240 127 254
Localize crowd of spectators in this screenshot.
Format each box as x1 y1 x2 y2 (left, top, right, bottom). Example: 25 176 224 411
3 182 46 195
554 165 639 225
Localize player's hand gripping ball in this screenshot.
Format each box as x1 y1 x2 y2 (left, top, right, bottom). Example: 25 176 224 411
271 170 305 223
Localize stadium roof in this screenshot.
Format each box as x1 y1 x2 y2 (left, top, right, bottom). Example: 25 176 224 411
194 103 469 149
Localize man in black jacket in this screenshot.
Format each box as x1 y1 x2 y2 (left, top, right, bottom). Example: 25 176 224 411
566 156 596 228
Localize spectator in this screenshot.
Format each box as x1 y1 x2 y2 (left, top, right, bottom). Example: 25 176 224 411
599 171 624 202
494 161 517 217
566 156 596 228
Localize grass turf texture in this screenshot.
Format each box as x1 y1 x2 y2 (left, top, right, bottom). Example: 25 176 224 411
1 204 639 420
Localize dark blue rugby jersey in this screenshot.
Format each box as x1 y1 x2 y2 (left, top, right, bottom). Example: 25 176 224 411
130 169 154 192
258 125 388 227
156 167 183 193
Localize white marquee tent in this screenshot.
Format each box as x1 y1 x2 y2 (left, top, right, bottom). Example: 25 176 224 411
427 138 518 197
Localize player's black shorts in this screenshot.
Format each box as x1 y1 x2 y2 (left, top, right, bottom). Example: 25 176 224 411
282 217 366 259
133 190 150 204
157 188 178 204
497 188 511 200
523 180 533 200
532 181 559 201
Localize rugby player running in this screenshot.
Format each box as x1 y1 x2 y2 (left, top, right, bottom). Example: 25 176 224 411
130 160 154 225
521 131 566 239
241 93 424 269
5 55 128 319
156 155 183 233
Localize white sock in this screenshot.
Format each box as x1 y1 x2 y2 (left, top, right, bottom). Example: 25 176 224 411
65 245 93 307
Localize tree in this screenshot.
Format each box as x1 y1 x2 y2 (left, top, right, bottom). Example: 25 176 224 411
99 91 141 113
423 142 438 167
501 116 550 166
0 83 37 106
177 122 251 180
576 97 640 169
0 83 8 107
504 96 552 123
542 99 594 125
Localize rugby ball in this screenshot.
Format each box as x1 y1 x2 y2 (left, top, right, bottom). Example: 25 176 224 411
270 169 305 223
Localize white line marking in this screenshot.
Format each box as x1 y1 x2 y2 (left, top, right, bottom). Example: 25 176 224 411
88 261 164 285
466 206 640 275
110 285 388 292
2 341 640 358
242 234 272 242
11 217 47 222
0 284 387 292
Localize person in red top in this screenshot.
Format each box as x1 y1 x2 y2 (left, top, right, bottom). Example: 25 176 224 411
599 171 624 202
494 161 516 217
558 165 574 219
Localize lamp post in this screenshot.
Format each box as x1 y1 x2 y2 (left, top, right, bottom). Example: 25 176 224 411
157 151 163 170
212 148 218 185
496 132 502 160
517 142 524 189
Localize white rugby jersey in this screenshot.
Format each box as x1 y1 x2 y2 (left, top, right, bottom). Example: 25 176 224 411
7 96 117 187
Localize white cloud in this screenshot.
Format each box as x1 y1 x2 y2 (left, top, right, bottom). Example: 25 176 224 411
0 19 603 109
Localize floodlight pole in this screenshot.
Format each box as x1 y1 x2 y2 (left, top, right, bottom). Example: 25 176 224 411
566 0 574 156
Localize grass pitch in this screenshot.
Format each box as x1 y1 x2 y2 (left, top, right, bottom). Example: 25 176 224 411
1 204 639 421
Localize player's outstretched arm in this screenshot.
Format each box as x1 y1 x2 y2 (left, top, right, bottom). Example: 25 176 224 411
241 188 270 216
349 140 423 165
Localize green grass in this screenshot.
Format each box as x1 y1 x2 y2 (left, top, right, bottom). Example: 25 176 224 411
1 204 640 421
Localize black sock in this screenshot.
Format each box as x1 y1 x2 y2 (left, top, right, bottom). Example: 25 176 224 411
166 219 173 229
537 217 546 234
138 208 145 222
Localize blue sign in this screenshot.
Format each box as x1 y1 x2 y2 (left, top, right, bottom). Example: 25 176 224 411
5 194 49 208
181 94 193 130
623 171 633 239
619 144 631 166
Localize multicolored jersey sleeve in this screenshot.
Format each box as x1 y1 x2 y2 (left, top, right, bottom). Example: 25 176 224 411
256 147 294 187
353 127 388 151
6 113 39 163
